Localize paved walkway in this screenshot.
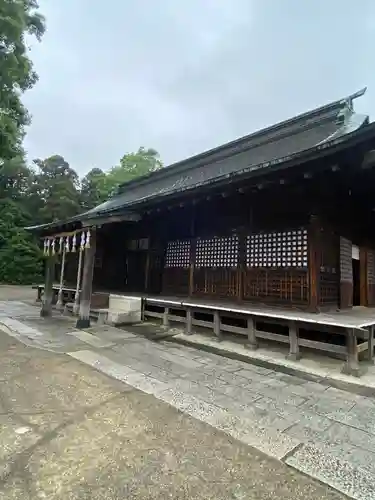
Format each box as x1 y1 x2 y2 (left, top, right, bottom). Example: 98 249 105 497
1 300 375 498
1 333 348 500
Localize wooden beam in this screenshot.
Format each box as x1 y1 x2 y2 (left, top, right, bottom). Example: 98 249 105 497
76 230 96 329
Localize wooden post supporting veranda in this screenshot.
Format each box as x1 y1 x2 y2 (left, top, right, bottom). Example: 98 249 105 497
56 246 66 310
73 247 84 314
76 230 96 329
286 321 301 361
341 328 360 377
40 255 55 317
245 317 258 350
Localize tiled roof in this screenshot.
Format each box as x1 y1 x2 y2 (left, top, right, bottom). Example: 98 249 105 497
84 88 368 216
26 88 371 232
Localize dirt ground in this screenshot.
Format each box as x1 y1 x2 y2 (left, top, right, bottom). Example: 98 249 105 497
0 328 347 500
0 285 36 302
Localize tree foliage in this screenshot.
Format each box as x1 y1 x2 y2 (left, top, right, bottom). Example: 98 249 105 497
80 167 109 210
80 147 163 209
110 147 162 192
0 0 45 162
0 2 164 284
0 199 42 284
30 155 81 223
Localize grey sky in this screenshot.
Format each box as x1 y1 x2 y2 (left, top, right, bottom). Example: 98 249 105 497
23 0 375 176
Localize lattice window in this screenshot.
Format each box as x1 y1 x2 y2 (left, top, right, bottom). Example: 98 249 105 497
164 240 190 268
196 235 239 268
246 229 308 268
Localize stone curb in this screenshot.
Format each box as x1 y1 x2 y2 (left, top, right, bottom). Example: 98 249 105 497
162 334 375 399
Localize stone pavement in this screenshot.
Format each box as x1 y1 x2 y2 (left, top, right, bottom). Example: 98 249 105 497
1 300 375 498
0 316 345 499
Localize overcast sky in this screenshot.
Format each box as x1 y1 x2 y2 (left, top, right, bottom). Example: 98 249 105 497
23 0 375 176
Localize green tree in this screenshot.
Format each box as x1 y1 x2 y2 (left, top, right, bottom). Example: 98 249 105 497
107 147 162 195
0 199 42 284
30 155 81 223
80 167 109 210
0 155 32 201
0 0 45 162
79 148 163 209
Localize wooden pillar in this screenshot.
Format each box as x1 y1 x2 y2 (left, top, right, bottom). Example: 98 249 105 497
76 230 96 329
40 255 55 317
185 307 192 335
308 215 320 312
56 246 67 310
245 316 258 350
286 321 301 360
163 307 170 327
213 310 221 340
368 325 374 364
73 248 84 314
341 328 360 376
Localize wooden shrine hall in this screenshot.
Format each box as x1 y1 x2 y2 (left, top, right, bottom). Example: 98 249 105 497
27 87 375 375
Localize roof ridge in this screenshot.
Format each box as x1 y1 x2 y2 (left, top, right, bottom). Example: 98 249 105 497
114 88 366 195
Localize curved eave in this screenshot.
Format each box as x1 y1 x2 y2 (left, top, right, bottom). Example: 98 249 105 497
24 216 83 235
24 208 141 235
82 116 375 217
26 113 375 236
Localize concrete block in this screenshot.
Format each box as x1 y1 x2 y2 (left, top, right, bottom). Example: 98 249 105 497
106 295 142 325
106 310 142 326
108 294 142 313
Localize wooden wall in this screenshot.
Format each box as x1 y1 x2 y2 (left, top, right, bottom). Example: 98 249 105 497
90 151 375 311
156 186 313 308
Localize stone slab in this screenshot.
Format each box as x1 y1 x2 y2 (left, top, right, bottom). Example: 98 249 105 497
67 331 114 348
285 444 375 500
70 350 301 461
